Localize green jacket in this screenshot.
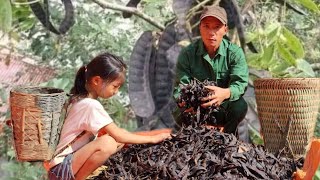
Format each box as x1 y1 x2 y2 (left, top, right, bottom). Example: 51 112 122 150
174 38 248 101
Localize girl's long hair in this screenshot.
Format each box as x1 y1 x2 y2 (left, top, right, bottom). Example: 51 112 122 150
70 52 127 97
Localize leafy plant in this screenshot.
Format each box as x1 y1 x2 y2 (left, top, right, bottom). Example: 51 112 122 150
246 22 316 77
0 0 12 33
100 94 137 131
315 167 320 180
246 0 320 78
315 114 320 138
1 161 47 180
39 71 75 93
22 0 148 68
248 123 264 145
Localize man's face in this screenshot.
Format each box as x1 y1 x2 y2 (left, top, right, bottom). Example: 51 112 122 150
200 16 228 51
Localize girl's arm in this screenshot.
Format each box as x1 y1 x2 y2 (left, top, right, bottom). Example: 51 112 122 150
98 122 170 144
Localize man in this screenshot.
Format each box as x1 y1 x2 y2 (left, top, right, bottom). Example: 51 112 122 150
173 5 248 135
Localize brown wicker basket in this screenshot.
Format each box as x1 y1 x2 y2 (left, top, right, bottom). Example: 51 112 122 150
254 78 320 158
10 86 66 161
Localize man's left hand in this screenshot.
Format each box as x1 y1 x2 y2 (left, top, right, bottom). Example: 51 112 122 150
201 86 231 108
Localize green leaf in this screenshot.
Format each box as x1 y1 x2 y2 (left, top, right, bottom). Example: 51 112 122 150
296 59 316 77
245 32 258 43
269 61 291 77
265 22 281 35
313 167 320 180
248 124 264 145
0 86 7 103
277 42 297 66
18 18 35 31
0 0 12 33
281 27 305 59
292 0 320 13
265 23 281 44
261 44 276 67
40 77 72 91
246 53 263 69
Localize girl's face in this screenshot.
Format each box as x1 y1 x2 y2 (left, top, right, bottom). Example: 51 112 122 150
92 74 125 99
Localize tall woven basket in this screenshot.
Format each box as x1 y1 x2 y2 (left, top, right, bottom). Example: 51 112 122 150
254 78 320 158
10 86 66 161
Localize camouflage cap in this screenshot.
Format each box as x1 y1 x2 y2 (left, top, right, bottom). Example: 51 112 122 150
200 5 227 25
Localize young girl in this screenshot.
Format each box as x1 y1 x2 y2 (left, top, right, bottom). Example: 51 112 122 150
47 52 171 180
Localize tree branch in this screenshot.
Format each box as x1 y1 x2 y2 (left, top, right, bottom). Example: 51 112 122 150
91 0 165 30
187 0 214 20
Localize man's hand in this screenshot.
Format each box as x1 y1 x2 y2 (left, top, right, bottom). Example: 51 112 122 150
201 86 231 108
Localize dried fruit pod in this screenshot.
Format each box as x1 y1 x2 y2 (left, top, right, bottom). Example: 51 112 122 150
154 23 177 112
95 125 299 179
178 79 219 126
128 31 155 117
157 100 177 128
28 0 60 34
58 0 75 34
172 0 194 40
28 0 75 34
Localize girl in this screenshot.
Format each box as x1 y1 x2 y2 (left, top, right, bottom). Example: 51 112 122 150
47 52 171 180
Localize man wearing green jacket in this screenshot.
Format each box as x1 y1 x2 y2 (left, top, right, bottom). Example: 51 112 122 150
174 5 248 135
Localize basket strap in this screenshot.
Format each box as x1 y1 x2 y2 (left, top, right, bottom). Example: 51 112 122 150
53 96 85 158
53 130 86 157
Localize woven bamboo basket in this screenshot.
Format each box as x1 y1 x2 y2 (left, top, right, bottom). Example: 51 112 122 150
10 86 66 161
254 78 320 158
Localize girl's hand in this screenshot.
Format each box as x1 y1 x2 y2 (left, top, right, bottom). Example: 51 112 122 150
151 133 171 144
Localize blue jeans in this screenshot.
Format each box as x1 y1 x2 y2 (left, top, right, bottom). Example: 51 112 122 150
48 154 75 180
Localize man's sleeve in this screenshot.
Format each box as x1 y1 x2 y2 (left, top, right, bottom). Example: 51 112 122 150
173 48 192 100
228 47 249 101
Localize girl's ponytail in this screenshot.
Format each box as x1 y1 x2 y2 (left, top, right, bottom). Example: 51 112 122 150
70 66 88 96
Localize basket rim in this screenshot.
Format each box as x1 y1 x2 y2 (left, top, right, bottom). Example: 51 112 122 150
10 86 66 96
254 78 320 82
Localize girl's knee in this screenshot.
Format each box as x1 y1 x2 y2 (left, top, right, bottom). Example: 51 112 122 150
96 135 118 155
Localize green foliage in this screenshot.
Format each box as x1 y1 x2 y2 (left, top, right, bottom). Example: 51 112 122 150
23 0 155 68
248 124 264 145
293 0 320 13
315 114 320 138
0 85 8 107
141 0 174 22
315 167 320 180
39 71 75 93
246 0 320 78
100 94 137 131
0 0 12 33
246 22 309 77
293 59 316 77
1 161 46 180
40 77 73 92
281 27 305 59
11 3 36 32
285 0 320 64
